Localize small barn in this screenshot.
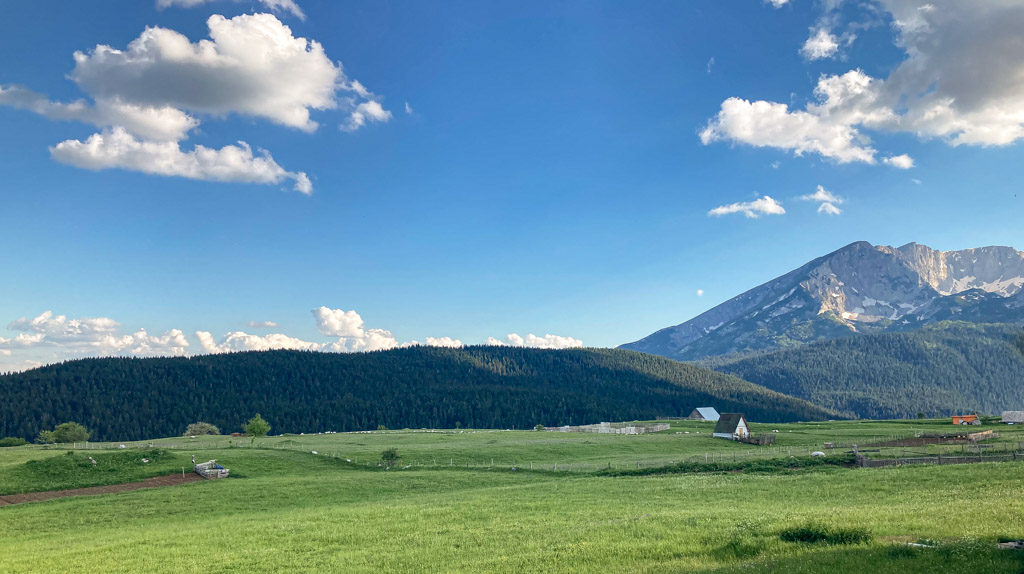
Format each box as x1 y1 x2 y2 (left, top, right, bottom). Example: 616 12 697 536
713 413 749 440
1001 411 1024 424
687 407 721 422
952 415 981 426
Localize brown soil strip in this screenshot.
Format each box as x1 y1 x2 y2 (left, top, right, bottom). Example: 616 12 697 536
0 473 204 507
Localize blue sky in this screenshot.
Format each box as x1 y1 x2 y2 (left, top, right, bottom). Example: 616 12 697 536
1 0 1022 370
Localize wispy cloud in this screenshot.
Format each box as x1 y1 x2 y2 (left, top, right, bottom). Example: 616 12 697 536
798 184 844 215
708 196 785 218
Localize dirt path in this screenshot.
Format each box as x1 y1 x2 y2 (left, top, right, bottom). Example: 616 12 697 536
0 473 204 507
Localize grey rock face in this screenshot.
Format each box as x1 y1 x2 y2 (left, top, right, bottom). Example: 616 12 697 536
620 241 1024 360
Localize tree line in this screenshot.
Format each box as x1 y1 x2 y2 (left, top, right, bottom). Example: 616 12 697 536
710 322 1024 419
0 346 833 441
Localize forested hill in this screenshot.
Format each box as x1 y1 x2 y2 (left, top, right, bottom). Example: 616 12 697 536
0 347 834 441
706 322 1024 420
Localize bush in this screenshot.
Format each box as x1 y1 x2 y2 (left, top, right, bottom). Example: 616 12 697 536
0 437 27 447
183 422 220 436
380 447 401 468
35 422 91 444
779 522 871 545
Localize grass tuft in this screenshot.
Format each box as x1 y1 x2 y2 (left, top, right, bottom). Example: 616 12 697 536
779 522 872 545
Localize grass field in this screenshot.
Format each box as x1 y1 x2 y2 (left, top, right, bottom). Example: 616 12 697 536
51 417 1024 470
1 419 1022 573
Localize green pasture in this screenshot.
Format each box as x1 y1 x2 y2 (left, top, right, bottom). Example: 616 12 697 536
1 419 1021 573
0 448 1022 573
43 417 1023 469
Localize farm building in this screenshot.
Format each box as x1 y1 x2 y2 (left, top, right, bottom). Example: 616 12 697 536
687 407 720 422
713 413 749 440
952 415 981 425
1001 411 1024 424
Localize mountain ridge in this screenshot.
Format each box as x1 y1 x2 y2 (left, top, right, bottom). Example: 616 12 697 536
620 241 1024 360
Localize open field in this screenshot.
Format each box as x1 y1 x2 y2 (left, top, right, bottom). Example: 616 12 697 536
44 417 1024 470
1 420 1022 573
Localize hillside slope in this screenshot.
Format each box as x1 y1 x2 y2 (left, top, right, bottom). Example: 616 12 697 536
0 347 834 441
621 241 1024 360
706 322 1024 419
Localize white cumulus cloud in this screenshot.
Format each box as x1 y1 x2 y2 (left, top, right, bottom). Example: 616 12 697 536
196 331 323 353
708 196 786 218
50 128 313 194
703 1 1024 164
799 185 845 215
801 28 840 61
883 154 915 169
2 12 391 192
0 86 198 141
2 311 189 358
485 334 584 349
71 14 341 132
423 337 464 348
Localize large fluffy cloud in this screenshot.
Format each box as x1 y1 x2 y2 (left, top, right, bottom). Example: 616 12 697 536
0 87 197 141
2 307 582 371
71 14 341 132
707 196 786 218
1 12 392 192
50 128 312 194
2 311 189 357
703 1 1024 163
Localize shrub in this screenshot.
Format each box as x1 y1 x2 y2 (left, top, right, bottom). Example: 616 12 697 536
380 447 401 468
183 422 220 436
35 422 91 444
779 522 871 545
0 437 27 447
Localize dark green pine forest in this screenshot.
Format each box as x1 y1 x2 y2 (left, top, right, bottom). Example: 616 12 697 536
707 322 1024 419
0 347 834 441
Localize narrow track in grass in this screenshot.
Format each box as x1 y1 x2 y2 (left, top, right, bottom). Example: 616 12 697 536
0 473 204 507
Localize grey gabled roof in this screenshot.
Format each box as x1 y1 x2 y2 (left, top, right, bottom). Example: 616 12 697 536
694 407 720 421
1002 411 1024 423
714 413 745 434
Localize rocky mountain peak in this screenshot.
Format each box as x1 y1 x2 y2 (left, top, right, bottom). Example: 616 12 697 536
620 241 1024 360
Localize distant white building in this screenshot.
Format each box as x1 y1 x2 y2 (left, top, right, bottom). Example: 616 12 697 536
713 413 749 440
1002 411 1024 424
687 407 720 422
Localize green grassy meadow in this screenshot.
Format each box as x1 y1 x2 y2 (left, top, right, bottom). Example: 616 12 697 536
1 419 1022 573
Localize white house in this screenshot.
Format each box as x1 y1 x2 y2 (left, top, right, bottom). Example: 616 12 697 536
713 413 749 440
